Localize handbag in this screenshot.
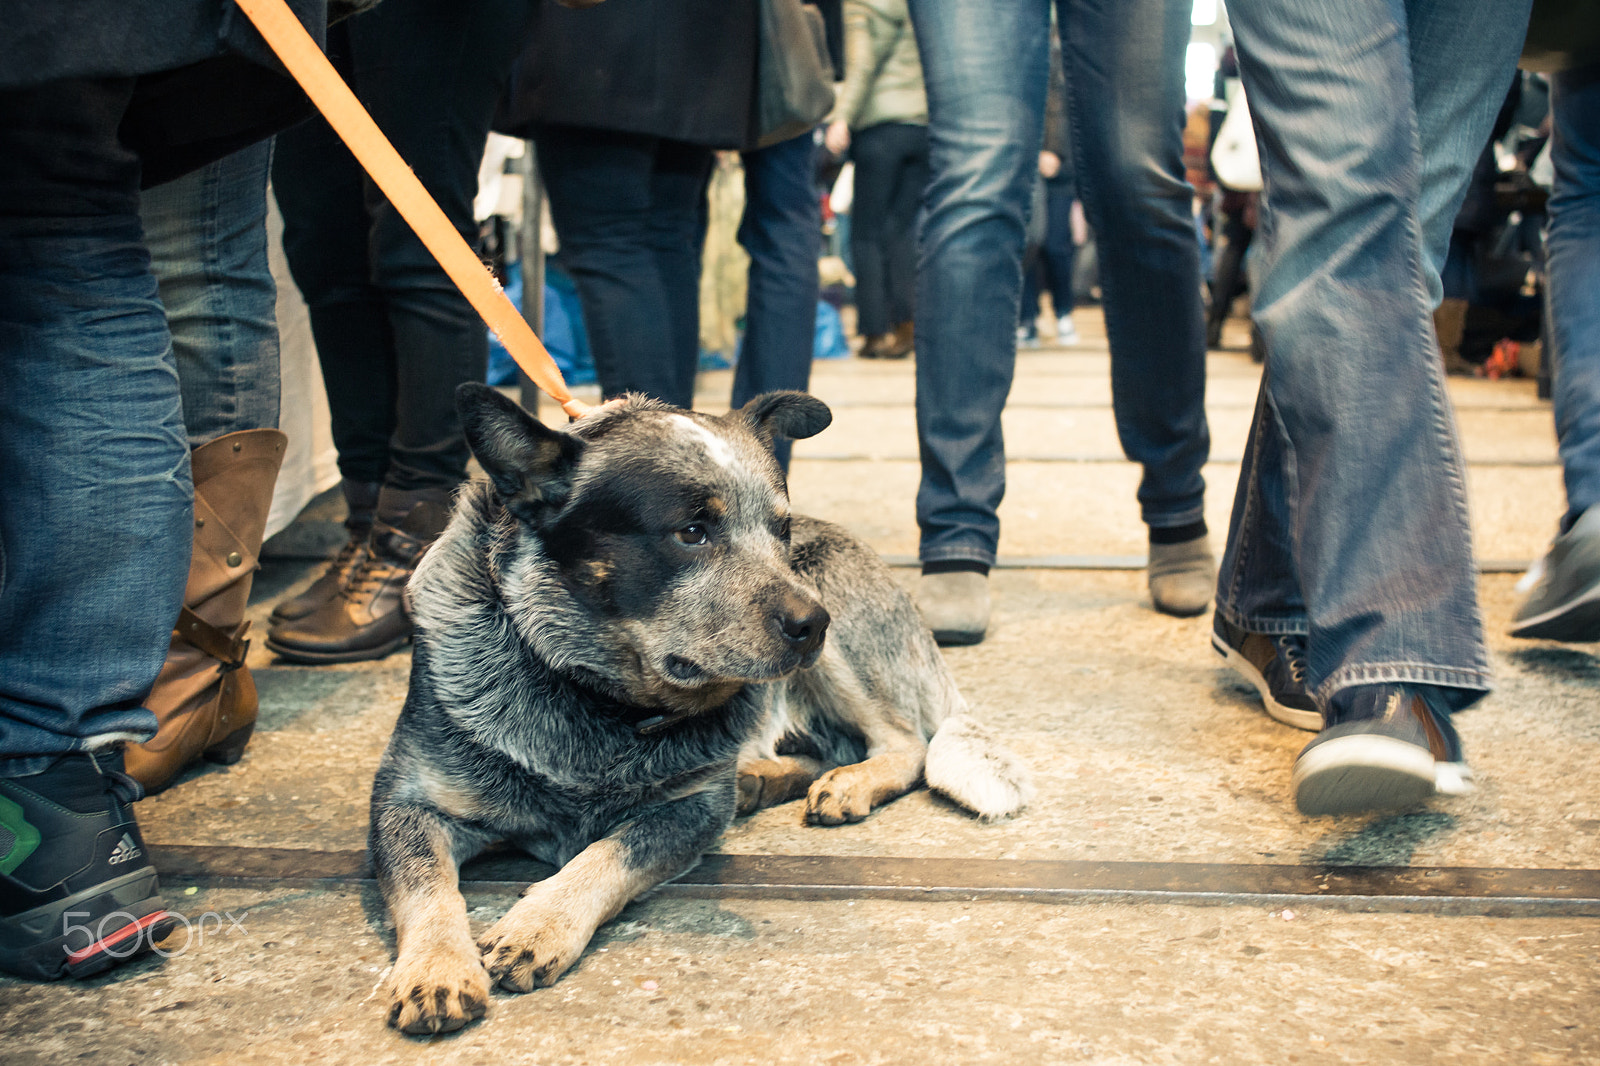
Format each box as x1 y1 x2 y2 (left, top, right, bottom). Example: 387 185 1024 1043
1210 77 1263 194
754 0 836 149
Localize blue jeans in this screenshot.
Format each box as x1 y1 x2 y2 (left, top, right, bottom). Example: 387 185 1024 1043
0 79 190 772
1546 63 1600 533
736 130 824 470
142 140 281 447
1216 0 1530 711
905 0 1209 566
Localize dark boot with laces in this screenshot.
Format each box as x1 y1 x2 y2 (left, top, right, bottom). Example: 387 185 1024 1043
0 750 177 979
265 491 451 665
269 479 379 626
1211 616 1321 731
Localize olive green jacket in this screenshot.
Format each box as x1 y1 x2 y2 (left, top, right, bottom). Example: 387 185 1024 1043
828 0 927 130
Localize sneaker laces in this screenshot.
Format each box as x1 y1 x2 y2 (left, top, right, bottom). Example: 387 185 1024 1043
88 750 147 804
1276 634 1308 684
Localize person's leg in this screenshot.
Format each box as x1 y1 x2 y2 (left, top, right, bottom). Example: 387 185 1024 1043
1205 204 1250 347
735 129 821 467
356 0 531 496
272 21 397 491
1040 174 1078 337
0 76 185 978
270 0 532 666
133 139 287 791
1510 61 1600 640
847 124 899 342
1061 0 1213 616
652 138 716 410
1221 0 1527 814
142 139 281 446
906 0 1049 644
537 126 686 405
884 125 930 336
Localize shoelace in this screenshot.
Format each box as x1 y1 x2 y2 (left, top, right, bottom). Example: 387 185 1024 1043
339 551 398 602
88 750 147 804
1276 634 1309 685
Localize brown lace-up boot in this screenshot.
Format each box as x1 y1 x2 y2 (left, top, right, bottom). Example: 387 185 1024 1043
125 429 287 793
268 479 379 625
265 488 451 664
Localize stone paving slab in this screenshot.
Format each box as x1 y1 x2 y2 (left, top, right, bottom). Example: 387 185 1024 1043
3 887 1595 1065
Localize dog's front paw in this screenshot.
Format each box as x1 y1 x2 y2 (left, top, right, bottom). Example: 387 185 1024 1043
386 942 490 1035
477 902 594 992
805 765 875 825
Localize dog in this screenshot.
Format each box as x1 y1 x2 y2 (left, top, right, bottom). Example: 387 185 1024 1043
368 383 1032 1034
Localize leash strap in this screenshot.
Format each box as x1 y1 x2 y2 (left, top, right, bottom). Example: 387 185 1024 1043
234 0 591 420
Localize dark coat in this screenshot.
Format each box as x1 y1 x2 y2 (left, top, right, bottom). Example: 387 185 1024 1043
1 1 330 187
0 0 326 90
496 0 758 149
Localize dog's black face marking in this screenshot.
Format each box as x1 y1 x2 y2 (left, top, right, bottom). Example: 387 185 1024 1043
454 389 834 713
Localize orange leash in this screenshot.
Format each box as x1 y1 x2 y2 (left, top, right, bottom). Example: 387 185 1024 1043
235 0 591 419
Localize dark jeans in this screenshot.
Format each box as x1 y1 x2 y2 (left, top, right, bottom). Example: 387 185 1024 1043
850 122 928 337
535 125 714 409
1205 203 1253 347
273 0 530 492
736 130 824 469
1021 173 1077 325
0 79 189 769
1547 63 1600 531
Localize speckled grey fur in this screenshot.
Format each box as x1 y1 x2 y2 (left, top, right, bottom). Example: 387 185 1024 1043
367 385 1029 1033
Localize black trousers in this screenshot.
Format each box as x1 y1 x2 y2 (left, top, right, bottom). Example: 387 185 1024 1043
533 124 714 409
849 121 928 337
273 0 532 491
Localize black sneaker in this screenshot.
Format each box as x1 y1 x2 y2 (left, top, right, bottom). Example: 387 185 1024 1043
1510 507 1600 641
1291 685 1473 817
1211 617 1322 731
0 750 177 979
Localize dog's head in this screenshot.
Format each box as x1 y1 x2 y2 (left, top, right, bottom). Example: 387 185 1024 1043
456 383 833 713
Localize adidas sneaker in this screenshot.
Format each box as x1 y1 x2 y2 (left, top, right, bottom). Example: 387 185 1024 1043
1 750 176 979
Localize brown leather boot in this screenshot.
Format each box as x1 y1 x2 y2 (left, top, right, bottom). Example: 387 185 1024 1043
265 491 451 665
125 429 287 793
268 479 379 625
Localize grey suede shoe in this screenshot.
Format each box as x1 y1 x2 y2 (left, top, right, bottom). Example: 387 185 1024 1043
1148 535 1216 617
917 571 990 646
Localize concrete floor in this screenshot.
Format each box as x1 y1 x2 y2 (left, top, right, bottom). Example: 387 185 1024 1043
5 312 1598 1064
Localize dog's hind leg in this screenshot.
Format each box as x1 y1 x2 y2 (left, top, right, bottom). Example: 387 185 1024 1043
478 782 732 992
736 755 826 815
371 804 491 1035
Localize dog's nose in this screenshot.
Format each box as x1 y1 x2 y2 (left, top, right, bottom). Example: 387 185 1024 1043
774 594 829 654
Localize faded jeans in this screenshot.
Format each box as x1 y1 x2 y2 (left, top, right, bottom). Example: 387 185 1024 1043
905 0 1209 567
1216 0 1531 711
143 139 281 447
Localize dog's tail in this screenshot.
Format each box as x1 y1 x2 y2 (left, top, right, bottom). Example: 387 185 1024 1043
924 715 1033 821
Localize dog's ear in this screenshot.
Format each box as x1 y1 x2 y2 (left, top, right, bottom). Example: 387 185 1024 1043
736 391 832 444
456 382 584 524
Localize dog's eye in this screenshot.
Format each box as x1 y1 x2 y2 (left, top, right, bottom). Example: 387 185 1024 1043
674 523 710 546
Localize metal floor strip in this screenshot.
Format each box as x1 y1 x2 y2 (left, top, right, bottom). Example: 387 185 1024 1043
147 846 1600 918
876 554 1534 575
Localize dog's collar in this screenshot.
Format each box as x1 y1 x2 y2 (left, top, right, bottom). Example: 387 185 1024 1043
631 707 701 737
